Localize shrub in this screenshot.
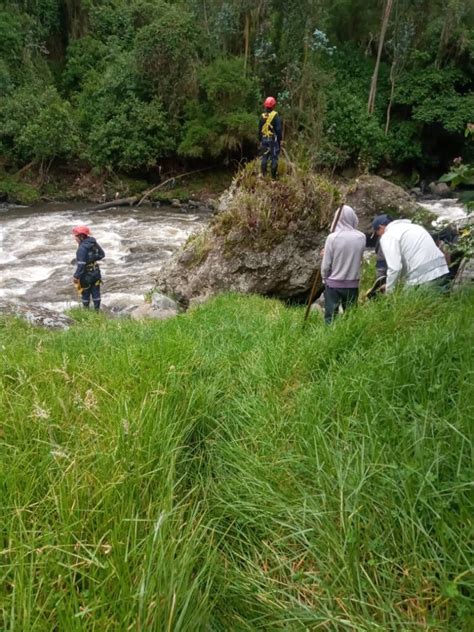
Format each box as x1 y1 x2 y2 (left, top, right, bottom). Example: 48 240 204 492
321 89 387 169
62 36 108 94
0 174 40 204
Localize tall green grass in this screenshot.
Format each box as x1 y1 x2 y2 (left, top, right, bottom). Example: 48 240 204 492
1 290 473 630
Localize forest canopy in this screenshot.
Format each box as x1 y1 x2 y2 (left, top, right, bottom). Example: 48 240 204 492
0 0 473 176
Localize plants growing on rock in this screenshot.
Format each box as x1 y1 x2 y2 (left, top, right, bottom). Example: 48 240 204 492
212 161 340 251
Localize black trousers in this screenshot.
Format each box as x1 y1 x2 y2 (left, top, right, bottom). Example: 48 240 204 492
260 138 280 177
324 286 358 324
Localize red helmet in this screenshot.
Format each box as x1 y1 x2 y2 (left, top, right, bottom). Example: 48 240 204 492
264 96 276 109
72 225 90 236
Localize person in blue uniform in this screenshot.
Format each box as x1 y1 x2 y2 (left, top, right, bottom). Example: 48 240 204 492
259 96 282 179
72 225 105 310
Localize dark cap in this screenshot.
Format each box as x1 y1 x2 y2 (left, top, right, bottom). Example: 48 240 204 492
371 214 393 232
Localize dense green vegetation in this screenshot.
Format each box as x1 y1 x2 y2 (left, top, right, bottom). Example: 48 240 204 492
1 290 473 629
0 0 473 181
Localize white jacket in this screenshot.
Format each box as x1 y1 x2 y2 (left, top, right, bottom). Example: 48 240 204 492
380 220 449 292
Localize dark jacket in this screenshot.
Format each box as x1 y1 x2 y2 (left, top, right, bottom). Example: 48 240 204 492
74 236 105 280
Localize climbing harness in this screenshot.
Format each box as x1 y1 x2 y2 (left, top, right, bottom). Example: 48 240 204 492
261 110 278 138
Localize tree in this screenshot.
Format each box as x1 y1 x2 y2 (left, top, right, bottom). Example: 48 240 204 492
384 1 413 133
0 84 78 168
178 56 259 158
134 4 198 116
368 0 394 114
77 52 174 171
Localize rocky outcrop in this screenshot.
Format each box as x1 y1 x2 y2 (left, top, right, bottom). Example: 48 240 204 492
156 171 425 306
345 175 422 231
157 228 325 305
156 166 338 305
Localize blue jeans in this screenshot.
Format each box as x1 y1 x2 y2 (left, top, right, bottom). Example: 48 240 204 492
324 286 358 324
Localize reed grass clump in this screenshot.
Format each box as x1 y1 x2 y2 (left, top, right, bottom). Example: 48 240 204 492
1 289 472 630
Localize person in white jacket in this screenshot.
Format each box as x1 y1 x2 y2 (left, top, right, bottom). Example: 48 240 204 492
371 215 449 293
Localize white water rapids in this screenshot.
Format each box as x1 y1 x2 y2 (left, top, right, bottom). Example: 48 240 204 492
0 202 211 312
0 197 468 312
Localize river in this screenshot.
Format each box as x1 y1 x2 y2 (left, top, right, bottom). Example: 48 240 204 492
0 197 468 313
0 202 211 313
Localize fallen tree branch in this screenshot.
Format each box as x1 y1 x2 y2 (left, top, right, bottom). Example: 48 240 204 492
87 196 138 211
136 167 212 207
84 166 213 211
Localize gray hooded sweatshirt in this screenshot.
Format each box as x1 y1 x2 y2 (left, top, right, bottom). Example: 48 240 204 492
321 205 366 289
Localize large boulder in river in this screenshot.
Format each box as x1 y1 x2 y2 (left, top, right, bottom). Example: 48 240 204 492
156 164 340 305
345 175 422 231
155 168 423 306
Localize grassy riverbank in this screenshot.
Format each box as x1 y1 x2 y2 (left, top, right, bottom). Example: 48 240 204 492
1 291 473 630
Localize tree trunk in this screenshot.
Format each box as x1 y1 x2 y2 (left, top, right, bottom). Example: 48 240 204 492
244 13 250 73
202 0 210 38
368 0 394 114
88 197 138 211
298 34 310 114
385 63 396 134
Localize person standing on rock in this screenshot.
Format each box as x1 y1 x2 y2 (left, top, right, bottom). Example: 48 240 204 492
72 226 105 310
259 96 282 179
371 215 449 293
321 205 366 324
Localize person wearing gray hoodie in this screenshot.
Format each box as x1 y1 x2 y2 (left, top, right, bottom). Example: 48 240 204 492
321 205 366 324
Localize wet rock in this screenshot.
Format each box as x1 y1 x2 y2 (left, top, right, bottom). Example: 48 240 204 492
171 199 181 208
428 182 451 197
409 187 423 198
205 198 218 211
0 303 74 330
